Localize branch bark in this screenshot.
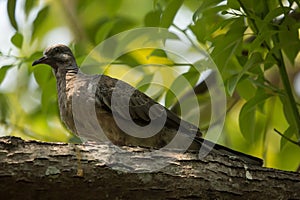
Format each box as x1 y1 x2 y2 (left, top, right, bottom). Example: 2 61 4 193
0 136 299 199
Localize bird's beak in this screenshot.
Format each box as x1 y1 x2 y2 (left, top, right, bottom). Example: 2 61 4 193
32 56 48 66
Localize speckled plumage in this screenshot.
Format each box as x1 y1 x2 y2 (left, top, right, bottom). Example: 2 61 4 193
32 44 263 165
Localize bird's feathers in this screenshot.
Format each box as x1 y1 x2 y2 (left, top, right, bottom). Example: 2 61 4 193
32 44 263 166
95 75 201 135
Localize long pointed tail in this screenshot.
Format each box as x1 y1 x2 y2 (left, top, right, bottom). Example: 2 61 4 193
194 136 263 166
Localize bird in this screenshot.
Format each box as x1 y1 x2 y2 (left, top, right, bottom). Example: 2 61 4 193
32 44 262 165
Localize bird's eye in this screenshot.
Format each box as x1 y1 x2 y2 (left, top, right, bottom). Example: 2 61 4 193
51 48 59 55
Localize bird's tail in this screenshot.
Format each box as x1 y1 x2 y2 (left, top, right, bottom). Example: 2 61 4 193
194 136 263 166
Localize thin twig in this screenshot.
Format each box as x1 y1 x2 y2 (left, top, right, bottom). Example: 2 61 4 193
274 129 300 146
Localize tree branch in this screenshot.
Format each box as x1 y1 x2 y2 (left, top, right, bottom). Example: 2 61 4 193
0 136 299 199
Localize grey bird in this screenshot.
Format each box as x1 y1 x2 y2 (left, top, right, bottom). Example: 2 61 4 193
32 44 262 165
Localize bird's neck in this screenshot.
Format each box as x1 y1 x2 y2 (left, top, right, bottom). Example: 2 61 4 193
54 67 78 92
54 65 78 77
54 66 79 131
52 58 78 76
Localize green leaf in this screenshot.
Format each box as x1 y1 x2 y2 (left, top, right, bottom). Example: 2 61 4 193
192 0 223 21
211 17 247 71
236 78 256 100
7 0 18 30
33 65 52 88
248 30 276 52
117 53 141 68
165 88 177 109
226 52 263 96
25 0 36 16
149 49 168 58
280 126 296 150
32 6 49 39
182 67 201 87
27 51 44 62
144 10 161 27
165 69 200 108
136 74 154 93
95 20 116 43
25 51 44 72
11 32 23 48
0 93 9 123
266 0 279 12
227 74 247 96
189 20 207 43
278 15 300 64
241 0 269 18
41 78 57 115
227 0 240 10
160 0 183 28
0 65 12 84
239 92 272 142
279 95 299 134
264 51 277 70
211 34 242 71
264 7 291 22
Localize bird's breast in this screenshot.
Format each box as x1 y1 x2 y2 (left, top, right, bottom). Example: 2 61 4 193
63 75 103 137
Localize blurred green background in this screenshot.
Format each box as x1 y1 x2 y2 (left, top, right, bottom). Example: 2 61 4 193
0 0 300 171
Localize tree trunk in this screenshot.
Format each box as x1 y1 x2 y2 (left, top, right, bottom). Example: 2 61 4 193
0 136 299 199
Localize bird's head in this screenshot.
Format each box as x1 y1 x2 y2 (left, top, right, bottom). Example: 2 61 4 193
32 44 77 70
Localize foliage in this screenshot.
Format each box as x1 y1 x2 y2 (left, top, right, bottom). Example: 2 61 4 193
0 0 300 170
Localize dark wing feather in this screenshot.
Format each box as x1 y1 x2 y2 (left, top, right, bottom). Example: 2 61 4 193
94 75 263 165
95 75 201 135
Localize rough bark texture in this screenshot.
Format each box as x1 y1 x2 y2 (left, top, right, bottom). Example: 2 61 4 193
0 136 299 200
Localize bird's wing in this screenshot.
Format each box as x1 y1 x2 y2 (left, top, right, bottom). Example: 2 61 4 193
95 75 201 135
94 75 263 165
